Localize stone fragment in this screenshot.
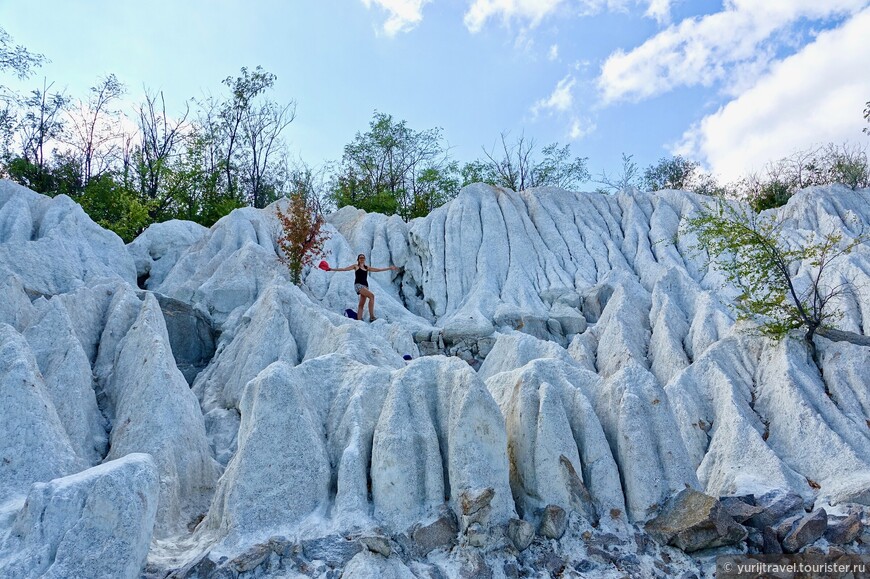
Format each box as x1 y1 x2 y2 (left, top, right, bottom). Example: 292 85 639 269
746 490 805 530
412 511 458 555
301 535 363 567
466 522 488 547
343 550 416 579
825 512 862 545
720 496 764 524
781 509 827 554
507 518 535 551
459 549 492 579
645 488 747 552
460 487 495 519
762 527 783 554
359 535 392 557
538 504 568 539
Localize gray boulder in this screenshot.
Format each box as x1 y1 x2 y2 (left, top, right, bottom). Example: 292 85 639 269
645 488 747 552
719 496 764 524
538 505 568 540
781 509 827 553
153 292 215 384
746 489 806 530
343 550 416 579
411 509 459 555
825 512 862 545
762 526 783 554
507 518 535 551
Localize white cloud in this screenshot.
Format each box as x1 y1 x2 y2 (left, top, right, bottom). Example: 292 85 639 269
532 75 576 116
548 44 559 60
463 0 668 33
569 116 596 139
674 8 870 181
597 0 869 104
530 75 596 139
362 0 430 36
644 0 672 24
464 0 566 33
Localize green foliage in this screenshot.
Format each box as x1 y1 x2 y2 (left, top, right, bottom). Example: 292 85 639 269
411 163 460 218
275 193 330 285
828 144 869 190
6 155 82 196
742 143 870 210
593 153 641 194
748 179 791 212
331 111 455 220
643 155 700 192
463 132 589 192
0 26 46 83
78 174 150 242
685 200 867 344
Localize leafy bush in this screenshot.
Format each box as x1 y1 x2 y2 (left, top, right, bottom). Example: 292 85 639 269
275 193 330 285
685 200 867 359
78 174 150 242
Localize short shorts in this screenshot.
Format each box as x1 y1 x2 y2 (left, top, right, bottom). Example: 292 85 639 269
354 283 368 295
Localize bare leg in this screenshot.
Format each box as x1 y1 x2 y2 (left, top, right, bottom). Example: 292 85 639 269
357 294 366 320
360 288 376 320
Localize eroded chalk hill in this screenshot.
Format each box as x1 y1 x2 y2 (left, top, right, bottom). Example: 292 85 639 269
2 179 870 578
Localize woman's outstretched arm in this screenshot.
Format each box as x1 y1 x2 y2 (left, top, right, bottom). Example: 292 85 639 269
367 265 399 272
330 264 357 272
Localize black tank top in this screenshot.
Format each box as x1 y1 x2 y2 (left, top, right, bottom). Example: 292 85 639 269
354 266 368 286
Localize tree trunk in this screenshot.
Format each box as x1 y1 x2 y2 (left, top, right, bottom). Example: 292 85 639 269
816 327 870 347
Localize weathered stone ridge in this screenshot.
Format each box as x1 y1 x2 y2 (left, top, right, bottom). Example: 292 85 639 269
1 179 870 577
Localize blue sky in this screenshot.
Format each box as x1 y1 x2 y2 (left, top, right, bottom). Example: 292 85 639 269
2 0 869 184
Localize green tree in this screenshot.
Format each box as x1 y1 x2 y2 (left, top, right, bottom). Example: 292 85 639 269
464 132 589 192
1 26 47 163
78 174 150 242
643 155 700 191
332 111 455 219
18 79 68 174
134 89 189 217
826 143 869 190
593 153 641 194
64 74 126 186
0 26 46 91
162 128 242 226
685 200 869 360
6 153 82 197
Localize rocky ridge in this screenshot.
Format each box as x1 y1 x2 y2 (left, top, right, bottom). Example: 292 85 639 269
1 179 870 577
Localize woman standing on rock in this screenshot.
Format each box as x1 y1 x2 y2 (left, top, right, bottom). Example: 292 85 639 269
327 254 397 321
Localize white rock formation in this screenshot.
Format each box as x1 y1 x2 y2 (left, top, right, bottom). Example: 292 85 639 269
23 298 107 464
127 219 208 289
0 453 159 579
100 293 218 537
372 356 515 531
485 358 626 521
0 324 83 504
2 179 870 577
0 180 135 296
